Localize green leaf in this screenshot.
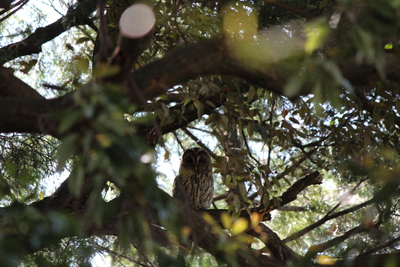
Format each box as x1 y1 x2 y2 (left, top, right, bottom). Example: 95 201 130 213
76 37 91 44
59 111 81 133
204 113 216 125
205 100 216 108
193 99 204 119
289 117 299 124
57 134 78 171
69 161 85 196
284 76 304 98
220 114 229 128
231 218 248 236
304 21 330 54
247 121 254 137
183 97 192 107
247 86 256 102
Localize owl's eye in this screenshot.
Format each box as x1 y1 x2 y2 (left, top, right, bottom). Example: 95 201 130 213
198 158 205 164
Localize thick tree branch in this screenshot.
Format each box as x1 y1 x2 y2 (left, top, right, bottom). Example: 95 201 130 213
0 163 312 265
130 38 291 103
1 180 273 266
273 171 322 207
0 94 74 136
0 168 397 267
130 38 400 104
0 0 97 64
2 35 400 136
0 66 44 98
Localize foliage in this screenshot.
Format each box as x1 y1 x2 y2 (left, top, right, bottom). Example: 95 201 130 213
1 0 400 266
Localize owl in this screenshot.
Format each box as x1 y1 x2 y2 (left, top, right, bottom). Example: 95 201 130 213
172 147 214 210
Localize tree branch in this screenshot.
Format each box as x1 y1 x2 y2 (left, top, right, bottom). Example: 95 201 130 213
357 236 400 257
334 252 400 267
130 39 400 104
0 66 44 98
3 38 400 139
0 94 74 136
247 223 299 261
282 180 397 244
263 0 316 20
203 171 322 225
0 0 97 64
305 225 369 257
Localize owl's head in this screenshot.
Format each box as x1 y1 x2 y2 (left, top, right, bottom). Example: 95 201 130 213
179 147 212 175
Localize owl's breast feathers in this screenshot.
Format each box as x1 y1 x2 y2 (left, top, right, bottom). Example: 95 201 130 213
173 147 214 210
178 168 195 176
173 173 213 209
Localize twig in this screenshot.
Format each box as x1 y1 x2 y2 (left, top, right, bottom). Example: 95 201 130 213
263 0 316 20
241 127 261 166
277 205 307 212
273 148 317 182
206 171 322 221
172 131 185 151
186 125 212 134
181 127 216 158
324 178 367 218
305 225 368 257
283 197 376 244
357 236 400 257
0 0 28 23
213 191 229 202
89 240 152 267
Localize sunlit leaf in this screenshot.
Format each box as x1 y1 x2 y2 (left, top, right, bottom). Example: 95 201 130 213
221 212 231 230
57 134 78 171
231 218 248 236
316 255 336 265
250 212 261 228
247 86 256 102
305 21 330 54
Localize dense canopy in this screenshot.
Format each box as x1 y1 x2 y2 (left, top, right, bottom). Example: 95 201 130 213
0 0 400 266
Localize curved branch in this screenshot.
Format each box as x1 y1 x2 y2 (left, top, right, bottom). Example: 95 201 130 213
0 66 44 98
130 38 400 104
130 38 291 103
0 0 97 64
3 38 400 138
